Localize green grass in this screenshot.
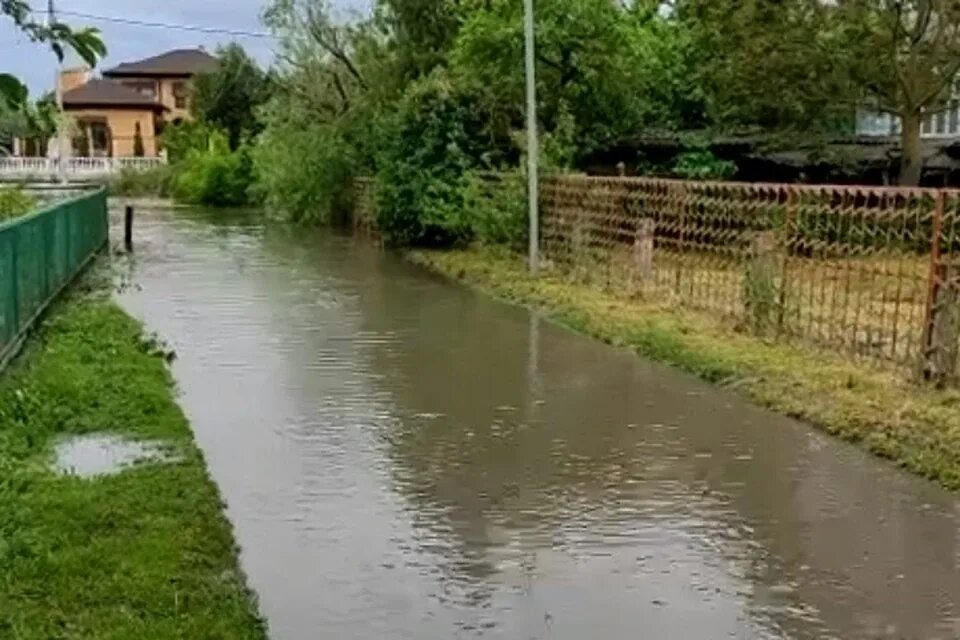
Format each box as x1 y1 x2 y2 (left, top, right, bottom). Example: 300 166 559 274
0 187 38 222
0 280 265 638
409 246 960 492
106 167 173 199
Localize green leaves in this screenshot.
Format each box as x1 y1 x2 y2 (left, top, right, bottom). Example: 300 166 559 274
2 1 107 66
191 44 271 150
0 74 27 111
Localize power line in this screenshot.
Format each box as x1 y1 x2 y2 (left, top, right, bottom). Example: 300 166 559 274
48 9 274 39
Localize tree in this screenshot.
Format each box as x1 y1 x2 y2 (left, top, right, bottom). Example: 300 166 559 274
449 0 702 158
678 0 960 185
133 122 144 157
2 0 106 68
678 0 856 136
0 78 58 156
190 43 271 149
839 0 960 185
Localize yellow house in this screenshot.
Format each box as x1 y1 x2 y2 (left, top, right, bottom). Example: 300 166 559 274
59 48 217 158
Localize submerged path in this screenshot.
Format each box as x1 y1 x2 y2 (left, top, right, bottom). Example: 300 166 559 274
116 204 960 640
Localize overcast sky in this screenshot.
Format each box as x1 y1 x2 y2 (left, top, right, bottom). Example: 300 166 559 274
1 0 368 95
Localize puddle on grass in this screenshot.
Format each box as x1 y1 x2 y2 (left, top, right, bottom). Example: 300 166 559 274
53 434 179 478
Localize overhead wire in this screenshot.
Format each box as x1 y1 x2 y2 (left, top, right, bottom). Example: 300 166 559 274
41 8 274 39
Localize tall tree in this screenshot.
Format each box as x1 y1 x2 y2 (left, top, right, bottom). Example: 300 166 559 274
840 0 960 185
679 0 960 185
190 43 271 149
450 0 702 157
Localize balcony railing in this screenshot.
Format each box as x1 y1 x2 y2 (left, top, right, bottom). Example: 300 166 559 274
0 156 166 181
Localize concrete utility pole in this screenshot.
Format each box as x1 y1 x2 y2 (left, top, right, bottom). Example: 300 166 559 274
523 0 539 273
49 0 67 183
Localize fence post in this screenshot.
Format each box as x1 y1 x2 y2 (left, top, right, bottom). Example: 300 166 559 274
633 217 655 289
920 190 959 385
745 230 778 334
124 205 134 252
674 181 686 295
777 188 797 331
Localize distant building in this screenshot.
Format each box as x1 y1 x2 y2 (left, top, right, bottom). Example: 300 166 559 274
43 48 217 159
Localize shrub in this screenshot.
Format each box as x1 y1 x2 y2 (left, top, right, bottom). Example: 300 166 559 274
171 131 255 207
671 148 737 180
0 186 37 221
374 73 490 246
161 121 216 164
251 99 356 224
460 170 527 251
107 166 173 198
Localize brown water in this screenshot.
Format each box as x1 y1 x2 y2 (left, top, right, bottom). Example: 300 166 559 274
115 203 960 640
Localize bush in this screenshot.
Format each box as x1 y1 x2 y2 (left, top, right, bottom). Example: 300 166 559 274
0 186 37 221
460 170 527 251
251 99 356 224
161 121 215 164
374 73 490 247
107 166 173 198
171 131 255 207
671 148 737 180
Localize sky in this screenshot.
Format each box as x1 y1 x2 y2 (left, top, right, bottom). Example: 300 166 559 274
0 0 367 96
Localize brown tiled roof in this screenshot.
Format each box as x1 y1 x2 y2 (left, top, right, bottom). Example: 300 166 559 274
62 79 165 110
103 48 218 78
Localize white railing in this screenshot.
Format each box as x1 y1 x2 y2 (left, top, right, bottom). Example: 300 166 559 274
0 157 167 181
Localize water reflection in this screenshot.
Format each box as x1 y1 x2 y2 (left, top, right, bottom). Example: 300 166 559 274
117 204 960 640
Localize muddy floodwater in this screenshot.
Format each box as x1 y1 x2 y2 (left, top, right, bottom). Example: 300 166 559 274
114 203 960 640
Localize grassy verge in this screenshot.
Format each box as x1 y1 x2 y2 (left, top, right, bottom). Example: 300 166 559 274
409 246 960 492
0 278 265 638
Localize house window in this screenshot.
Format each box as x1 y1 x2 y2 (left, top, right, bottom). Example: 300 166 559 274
173 81 188 109
90 122 111 157
124 80 156 98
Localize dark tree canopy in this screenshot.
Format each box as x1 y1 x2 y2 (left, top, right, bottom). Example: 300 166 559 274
190 43 272 149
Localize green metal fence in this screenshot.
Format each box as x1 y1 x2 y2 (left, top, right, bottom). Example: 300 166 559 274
0 188 109 369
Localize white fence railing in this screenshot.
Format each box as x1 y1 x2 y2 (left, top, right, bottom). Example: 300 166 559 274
0 157 166 181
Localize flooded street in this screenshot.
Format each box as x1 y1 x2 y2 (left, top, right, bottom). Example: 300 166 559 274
115 203 960 640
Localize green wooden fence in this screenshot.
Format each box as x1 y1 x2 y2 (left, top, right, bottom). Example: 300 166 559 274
0 188 109 369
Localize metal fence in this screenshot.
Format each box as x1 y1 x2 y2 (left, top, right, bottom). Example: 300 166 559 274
0 188 109 368
542 176 960 383
351 177 379 238
352 175 960 385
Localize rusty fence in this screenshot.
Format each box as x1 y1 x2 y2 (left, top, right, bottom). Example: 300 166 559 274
351 177 379 238
352 175 960 385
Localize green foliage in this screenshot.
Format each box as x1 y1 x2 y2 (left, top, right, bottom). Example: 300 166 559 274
449 0 703 157
252 100 356 224
671 148 736 180
0 186 36 221
0 73 27 110
374 73 491 246
172 131 255 207
2 0 106 66
107 166 173 198
191 43 271 150
161 120 214 163
460 170 527 251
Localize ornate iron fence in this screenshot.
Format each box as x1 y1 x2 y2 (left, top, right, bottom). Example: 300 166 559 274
352 175 960 385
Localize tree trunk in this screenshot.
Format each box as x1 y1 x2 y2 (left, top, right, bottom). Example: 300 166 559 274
900 110 924 187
